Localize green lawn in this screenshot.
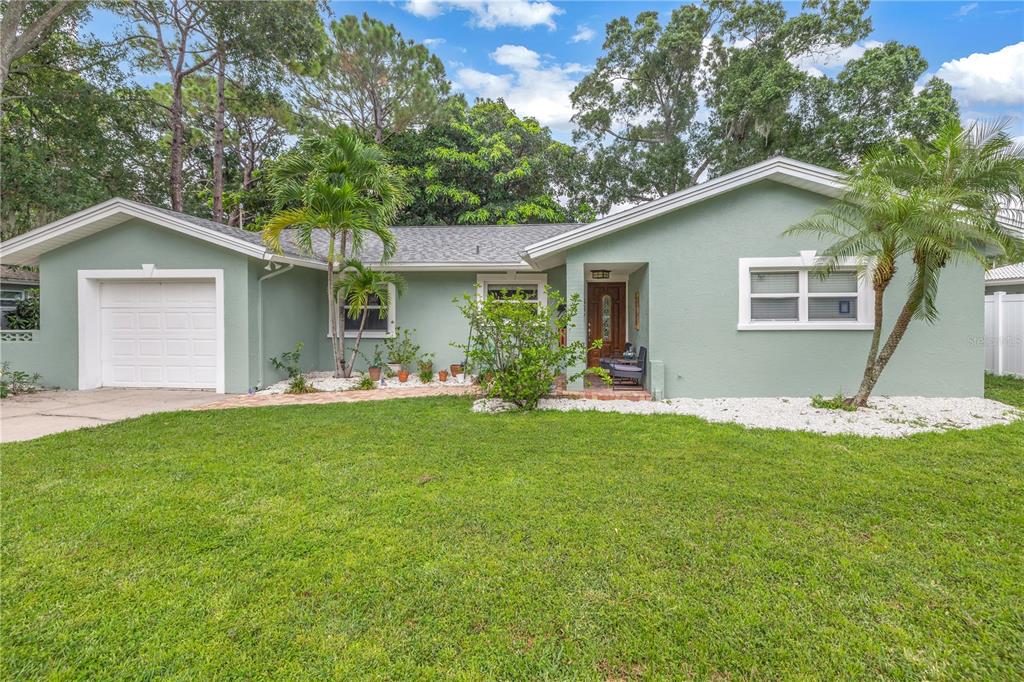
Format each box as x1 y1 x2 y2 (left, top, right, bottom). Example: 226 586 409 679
3 379 1023 680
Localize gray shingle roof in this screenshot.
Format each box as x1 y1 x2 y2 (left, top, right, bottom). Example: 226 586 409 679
145 205 312 260
280 223 580 264
986 262 1024 282
143 203 579 265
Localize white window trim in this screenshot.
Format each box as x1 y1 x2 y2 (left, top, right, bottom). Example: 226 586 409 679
476 273 548 307
77 266 226 393
328 282 398 339
737 251 874 331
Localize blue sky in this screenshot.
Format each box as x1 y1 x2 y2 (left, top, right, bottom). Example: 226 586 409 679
87 1 1024 141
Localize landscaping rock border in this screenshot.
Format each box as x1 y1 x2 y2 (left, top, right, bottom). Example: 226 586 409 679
472 396 1021 438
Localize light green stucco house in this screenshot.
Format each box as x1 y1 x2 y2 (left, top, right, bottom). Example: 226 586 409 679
0 157 989 398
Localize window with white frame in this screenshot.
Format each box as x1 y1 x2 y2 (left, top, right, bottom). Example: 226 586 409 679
329 282 397 338
738 253 873 330
476 273 548 306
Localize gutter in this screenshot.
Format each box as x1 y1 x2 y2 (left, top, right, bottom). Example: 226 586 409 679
256 260 294 389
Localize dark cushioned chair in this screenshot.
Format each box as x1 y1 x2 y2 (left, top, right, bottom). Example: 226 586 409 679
608 346 646 389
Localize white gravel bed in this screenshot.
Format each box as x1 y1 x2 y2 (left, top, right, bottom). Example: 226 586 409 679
472 396 1021 438
258 371 471 395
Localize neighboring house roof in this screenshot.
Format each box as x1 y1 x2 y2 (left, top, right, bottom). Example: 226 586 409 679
0 265 39 285
986 262 1024 285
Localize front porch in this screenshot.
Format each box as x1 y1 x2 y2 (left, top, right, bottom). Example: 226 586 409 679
562 260 658 398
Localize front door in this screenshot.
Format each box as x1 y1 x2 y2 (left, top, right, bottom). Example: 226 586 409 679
587 282 626 367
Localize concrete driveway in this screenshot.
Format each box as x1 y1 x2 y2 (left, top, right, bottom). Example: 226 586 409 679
1 388 221 443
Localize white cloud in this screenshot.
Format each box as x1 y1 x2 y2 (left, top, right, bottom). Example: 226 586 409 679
954 3 978 17
937 42 1024 105
790 40 884 77
453 44 587 131
423 37 446 47
571 24 595 43
491 44 541 70
404 0 563 30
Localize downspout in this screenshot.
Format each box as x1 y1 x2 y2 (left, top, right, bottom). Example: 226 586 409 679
256 260 294 390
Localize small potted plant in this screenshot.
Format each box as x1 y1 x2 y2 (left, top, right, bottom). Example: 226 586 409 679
397 367 410 382
418 352 434 375
450 362 463 377
417 353 435 384
438 368 448 382
366 346 385 381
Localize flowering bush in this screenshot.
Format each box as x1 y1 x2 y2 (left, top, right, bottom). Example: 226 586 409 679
453 287 608 409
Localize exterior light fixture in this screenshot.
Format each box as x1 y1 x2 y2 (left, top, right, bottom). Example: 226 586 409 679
591 269 611 280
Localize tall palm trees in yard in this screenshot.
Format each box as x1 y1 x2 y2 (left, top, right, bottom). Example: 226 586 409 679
263 127 408 377
789 120 1024 406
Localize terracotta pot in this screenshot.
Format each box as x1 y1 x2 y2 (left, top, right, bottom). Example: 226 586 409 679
368 367 382 381
450 364 463 376
397 370 410 383
438 370 448 382
419 362 433 374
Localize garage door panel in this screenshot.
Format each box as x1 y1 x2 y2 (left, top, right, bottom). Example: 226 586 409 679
138 339 164 357
164 312 191 330
99 280 217 389
138 312 163 329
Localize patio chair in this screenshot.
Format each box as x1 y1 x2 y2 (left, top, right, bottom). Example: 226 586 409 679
608 346 646 389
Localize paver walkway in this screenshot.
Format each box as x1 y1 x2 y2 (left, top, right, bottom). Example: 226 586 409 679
200 384 478 410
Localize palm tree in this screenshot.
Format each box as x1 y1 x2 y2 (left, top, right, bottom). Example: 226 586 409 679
263 127 408 377
335 259 406 376
788 120 1023 406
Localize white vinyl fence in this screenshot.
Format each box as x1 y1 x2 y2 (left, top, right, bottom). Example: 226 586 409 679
984 292 1024 377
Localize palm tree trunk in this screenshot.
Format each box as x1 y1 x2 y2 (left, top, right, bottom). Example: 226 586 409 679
337 230 349 376
853 295 918 406
348 309 369 374
852 280 888 406
326 238 341 378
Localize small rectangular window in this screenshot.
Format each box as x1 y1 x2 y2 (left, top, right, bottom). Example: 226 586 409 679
486 283 539 302
739 257 872 330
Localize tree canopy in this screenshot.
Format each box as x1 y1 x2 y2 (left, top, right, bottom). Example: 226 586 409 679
385 98 593 225
0 0 976 238
571 0 959 213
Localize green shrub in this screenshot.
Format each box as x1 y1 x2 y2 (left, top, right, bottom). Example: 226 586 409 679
287 375 318 394
384 328 420 370
0 361 41 398
354 375 376 391
418 367 434 384
4 288 39 330
811 393 858 411
453 286 608 410
271 342 304 380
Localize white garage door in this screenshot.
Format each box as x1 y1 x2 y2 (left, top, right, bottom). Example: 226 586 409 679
99 280 217 388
